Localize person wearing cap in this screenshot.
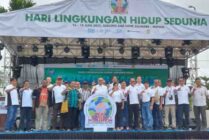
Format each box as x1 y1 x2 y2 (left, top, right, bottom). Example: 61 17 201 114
163 79 176 129
191 78 209 131
174 77 190 130
91 78 108 95
51 77 67 130
79 81 91 130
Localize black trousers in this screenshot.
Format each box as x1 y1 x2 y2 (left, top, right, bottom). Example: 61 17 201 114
128 104 139 129
52 103 62 129
178 104 190 129
194 106 207 130
68 107 78 129
115 103 122 128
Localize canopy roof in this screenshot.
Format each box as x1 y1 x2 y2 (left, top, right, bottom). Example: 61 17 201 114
0 0 208 61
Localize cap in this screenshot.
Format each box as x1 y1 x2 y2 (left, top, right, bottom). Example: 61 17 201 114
57 77 62 80
83 81 88 85
167 79 172 82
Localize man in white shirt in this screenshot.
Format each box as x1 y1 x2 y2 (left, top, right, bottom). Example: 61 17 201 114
52 77 67 130
163 79 176 129
4 78 19 131
151 79 164 130
91 78 108 95
140 81 154 130
19 80 33 131
191 78 209 131
175 78 190 129
127 78 140 129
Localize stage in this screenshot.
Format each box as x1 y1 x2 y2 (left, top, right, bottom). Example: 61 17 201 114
0 129 209 139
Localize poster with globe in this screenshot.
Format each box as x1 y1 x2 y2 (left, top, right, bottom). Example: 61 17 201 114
84 94 116 131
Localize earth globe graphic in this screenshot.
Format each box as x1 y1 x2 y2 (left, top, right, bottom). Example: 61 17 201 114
88 96 113 122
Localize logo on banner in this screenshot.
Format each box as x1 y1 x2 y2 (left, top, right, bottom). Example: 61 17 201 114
111 0 128 14
84 94 116 130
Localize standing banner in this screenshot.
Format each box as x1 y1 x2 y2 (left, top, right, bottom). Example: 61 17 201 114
0 0 209 40
84 93 116 132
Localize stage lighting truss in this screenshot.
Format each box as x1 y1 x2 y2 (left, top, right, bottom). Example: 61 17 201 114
9 38 208 60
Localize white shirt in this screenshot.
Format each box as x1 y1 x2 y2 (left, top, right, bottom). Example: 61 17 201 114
91 84 108 95
47 84 53 89
111 90 125 103
175 85 190 105
136 83 145 100
164 86 176 105
5 84 19 106
140 88 154 102
52 85 66 103
21 88 33 107
192 86 209 106
127 85 140 104
152 86 164 105
120 88 128 101
108 83 121 92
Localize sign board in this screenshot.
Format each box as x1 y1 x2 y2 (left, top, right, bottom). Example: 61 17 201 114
44 65 168 86
0 100 7 114
0 0 209 40
84 94 116 132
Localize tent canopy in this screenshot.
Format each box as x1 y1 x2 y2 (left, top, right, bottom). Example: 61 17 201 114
0 0 208 61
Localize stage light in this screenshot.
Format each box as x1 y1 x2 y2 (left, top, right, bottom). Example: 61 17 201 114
44 44 53 58
12 66 22 79
192 49 199 55
152 39 161 45
131 46 140 59
0 43 4 50
97 47 103 54
181 67 190 79
30 55 38 66
182 40 192 46
119 46 125 54
17 45 23 52
165 47 173 58
32 45 38 52
78 38 86 45
82 45 90 58
180 48 186 55
166 57 175 67
40 37 48 43
150 48 156 55
64 46 70 53
117 39 125 45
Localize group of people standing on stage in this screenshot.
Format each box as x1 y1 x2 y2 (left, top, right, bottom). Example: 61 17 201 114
4 76 209 132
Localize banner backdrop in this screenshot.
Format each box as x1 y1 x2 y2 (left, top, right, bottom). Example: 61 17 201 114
44 67 168 86
0 0 209 40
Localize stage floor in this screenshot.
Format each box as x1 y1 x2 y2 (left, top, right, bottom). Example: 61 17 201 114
0 129 209 139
